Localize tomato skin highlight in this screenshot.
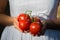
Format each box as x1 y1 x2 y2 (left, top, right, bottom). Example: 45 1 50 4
18 13 31 21
30 22 42 35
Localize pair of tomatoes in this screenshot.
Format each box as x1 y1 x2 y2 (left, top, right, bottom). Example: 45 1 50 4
18 13 31 31
18 13 42 35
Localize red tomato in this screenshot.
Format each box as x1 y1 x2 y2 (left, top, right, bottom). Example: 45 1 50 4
30 22 42 35
18 13 31 31
19 20 31 32
32 16 41 22
18 13 31 22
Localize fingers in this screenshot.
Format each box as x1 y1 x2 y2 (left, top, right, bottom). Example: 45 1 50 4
13 17 23 32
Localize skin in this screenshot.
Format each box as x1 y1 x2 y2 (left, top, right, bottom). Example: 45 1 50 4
0 0 60 36
0 0 20 31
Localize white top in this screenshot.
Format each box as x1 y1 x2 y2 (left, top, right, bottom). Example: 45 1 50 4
9 0 59 21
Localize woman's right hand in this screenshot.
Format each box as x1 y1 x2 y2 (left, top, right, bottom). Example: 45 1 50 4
12 17 23 32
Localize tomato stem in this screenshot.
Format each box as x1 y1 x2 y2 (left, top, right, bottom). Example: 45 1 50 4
25 10 32 17
25 10 35 23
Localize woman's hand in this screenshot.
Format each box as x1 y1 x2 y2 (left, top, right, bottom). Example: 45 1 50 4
12 17 23 32
12 17 47 35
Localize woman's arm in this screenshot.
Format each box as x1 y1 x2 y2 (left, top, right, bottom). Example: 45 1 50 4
0 14 14 26
44 18 60 30
0 0 14 26
44 1 60 30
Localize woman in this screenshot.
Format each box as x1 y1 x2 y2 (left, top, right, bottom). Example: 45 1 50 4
0 0 60 40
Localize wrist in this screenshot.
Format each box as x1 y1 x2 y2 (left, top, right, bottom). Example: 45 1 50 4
7 17 14 26
10 17 14 25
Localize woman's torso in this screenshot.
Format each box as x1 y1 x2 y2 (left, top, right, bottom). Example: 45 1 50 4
9 0 59 21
